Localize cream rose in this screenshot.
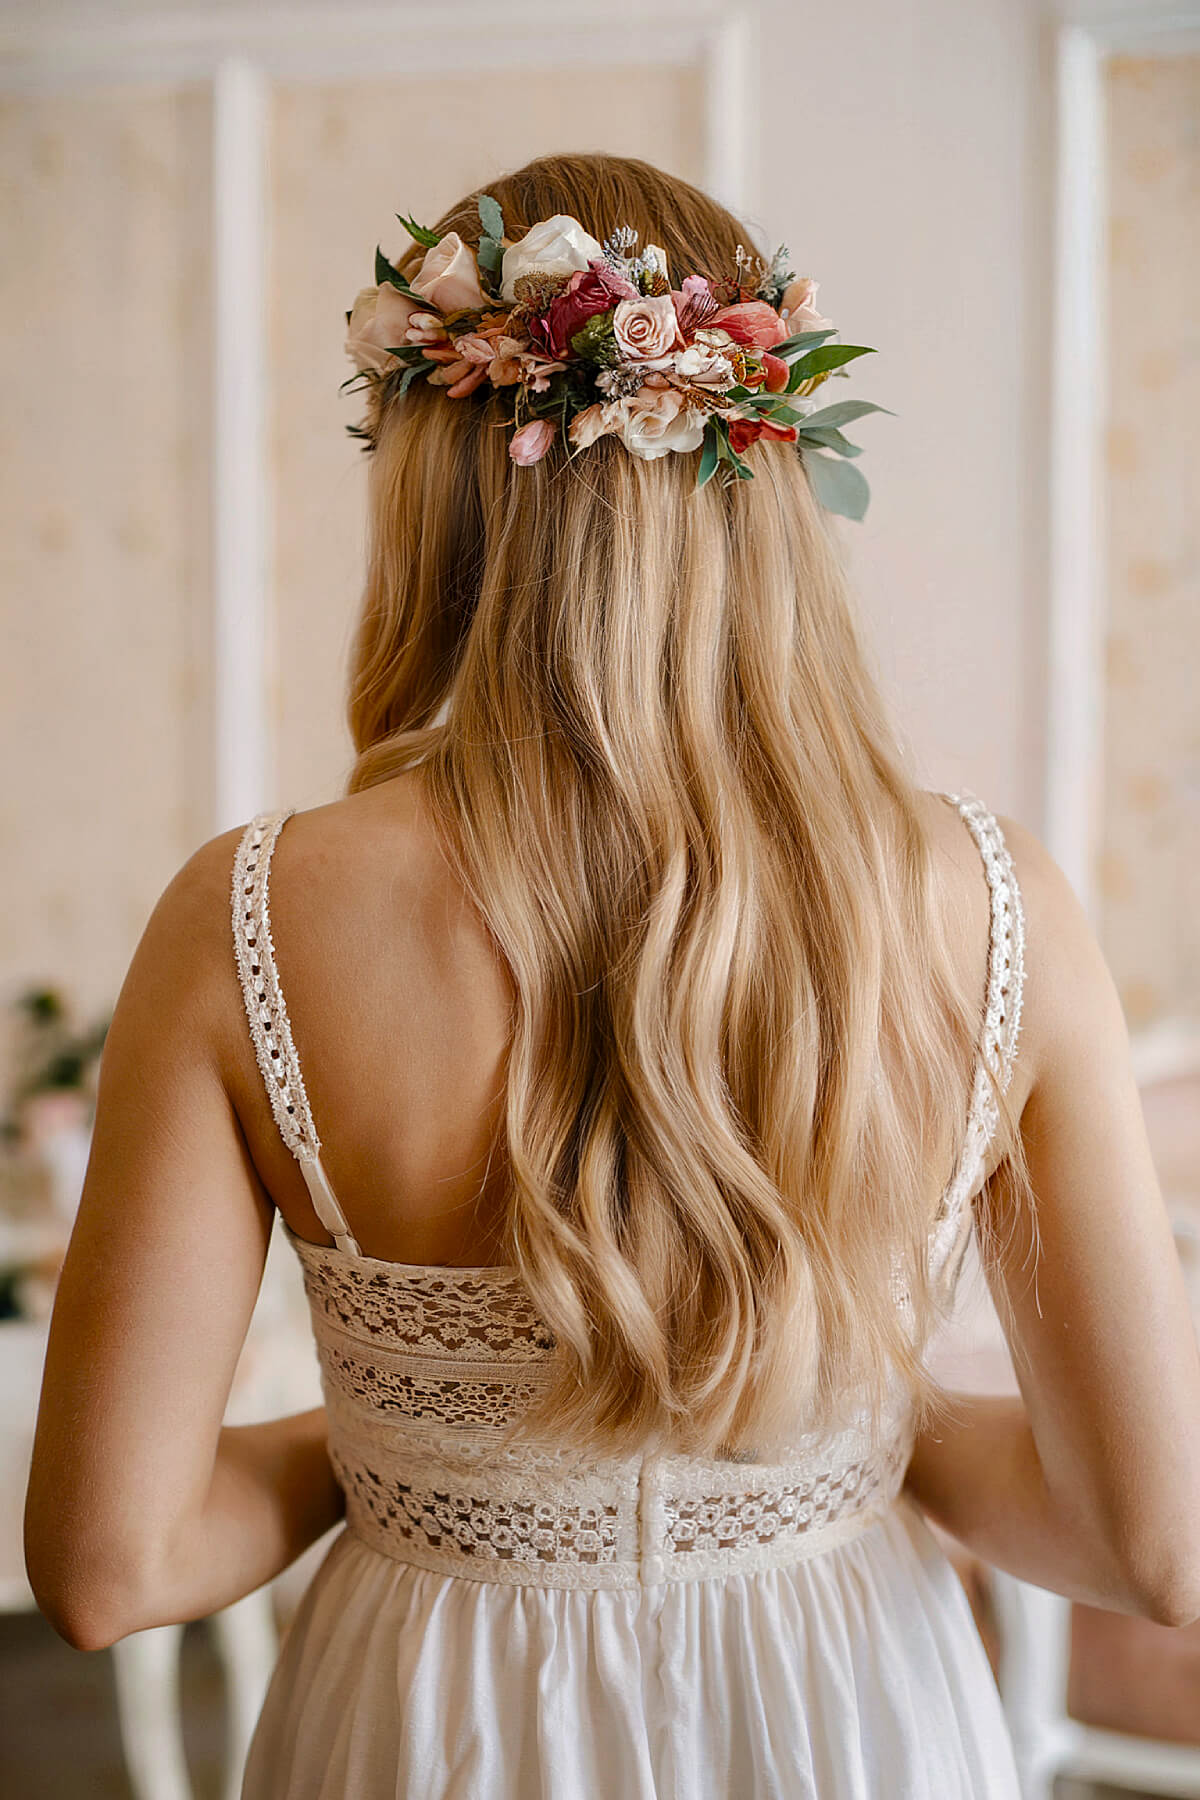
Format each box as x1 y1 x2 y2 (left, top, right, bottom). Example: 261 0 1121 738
410 232 489 313
612 294 683 367
344 283 422 372
673 342 736 389
619 388 706 462
780 276 833 335
500 215 604 302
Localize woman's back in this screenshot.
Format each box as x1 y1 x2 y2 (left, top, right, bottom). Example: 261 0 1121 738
235 781 1028 1799
227 775 1017 1271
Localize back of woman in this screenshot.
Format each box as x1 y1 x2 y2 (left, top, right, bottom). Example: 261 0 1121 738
26 154 1200 1800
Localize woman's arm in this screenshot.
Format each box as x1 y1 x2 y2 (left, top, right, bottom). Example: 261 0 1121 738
906 818 1200 1626
24 832 342 1652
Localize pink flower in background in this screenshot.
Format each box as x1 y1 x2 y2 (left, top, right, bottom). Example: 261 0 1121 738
509 418 557 464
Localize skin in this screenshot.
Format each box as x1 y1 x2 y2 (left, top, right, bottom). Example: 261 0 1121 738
24 776 1200 1649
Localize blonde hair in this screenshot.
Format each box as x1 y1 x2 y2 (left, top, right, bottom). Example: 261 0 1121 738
347 153 1025 1457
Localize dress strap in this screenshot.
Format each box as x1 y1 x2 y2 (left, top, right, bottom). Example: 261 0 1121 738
231 811 362 1257
929 790 1027 1284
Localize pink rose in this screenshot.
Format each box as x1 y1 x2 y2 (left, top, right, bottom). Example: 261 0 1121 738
612 294 683 366
344 283 423 372
780 276 833 334
707 301 789 350
411 232 489 314
529 263 634 359
509 418 557 465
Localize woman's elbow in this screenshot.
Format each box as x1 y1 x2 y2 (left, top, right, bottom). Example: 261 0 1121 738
24 1528 160 1652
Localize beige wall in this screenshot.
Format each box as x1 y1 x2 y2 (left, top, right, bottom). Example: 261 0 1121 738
1098 53 1200 1030
0 0 1077 1035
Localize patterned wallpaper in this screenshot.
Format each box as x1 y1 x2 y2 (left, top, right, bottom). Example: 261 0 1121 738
0 84 213 1023
1099 54 1200 1029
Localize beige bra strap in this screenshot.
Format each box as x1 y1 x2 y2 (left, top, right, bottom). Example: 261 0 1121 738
231 811 362 1257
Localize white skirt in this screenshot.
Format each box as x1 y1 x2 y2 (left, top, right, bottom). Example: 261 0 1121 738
243 1493 1020 1799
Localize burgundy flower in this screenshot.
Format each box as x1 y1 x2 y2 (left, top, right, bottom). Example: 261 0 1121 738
528 262 636 360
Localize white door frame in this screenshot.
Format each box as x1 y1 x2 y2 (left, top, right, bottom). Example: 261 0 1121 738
1045 3 1200 909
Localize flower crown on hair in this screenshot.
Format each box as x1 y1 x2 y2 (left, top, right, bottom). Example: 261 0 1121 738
345 196 891 519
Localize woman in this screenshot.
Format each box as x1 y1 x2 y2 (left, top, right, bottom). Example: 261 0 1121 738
26 154 1200 1799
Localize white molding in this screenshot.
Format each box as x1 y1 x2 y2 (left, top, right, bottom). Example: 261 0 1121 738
1045 8 1198 913
1 2 757 830
1045 24 1107 910
212 56 270 830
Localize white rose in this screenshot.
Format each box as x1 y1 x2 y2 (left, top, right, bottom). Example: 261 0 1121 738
673 342 735 389
619 389 707 462
500 215 603 302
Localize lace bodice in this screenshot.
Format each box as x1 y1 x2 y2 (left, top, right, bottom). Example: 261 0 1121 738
231 792 1024 1589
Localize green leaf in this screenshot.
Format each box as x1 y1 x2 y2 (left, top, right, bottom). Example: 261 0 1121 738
477 193 504 242
770 329 838 361
787 343 874 384
477 236 503 276
803 450 871 521
375 245 398 286
696 424 722 489
798 398 894 429
396 212 440 249
794 425 863 457
716 429 754 482
374 248 434 310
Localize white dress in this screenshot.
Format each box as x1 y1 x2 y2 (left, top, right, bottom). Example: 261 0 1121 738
236 792 1025 1799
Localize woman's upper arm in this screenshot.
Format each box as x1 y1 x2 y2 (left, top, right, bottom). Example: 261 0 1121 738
983 815 1200 1608
24 828 273 1625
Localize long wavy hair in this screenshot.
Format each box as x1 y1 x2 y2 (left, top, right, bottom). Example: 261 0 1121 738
347 153 1027 1457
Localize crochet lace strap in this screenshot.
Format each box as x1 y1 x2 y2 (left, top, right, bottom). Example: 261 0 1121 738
926 790 1027 1288
231 811 362 1257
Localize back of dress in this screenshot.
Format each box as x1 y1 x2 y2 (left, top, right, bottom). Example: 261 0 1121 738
239 791 1025 1800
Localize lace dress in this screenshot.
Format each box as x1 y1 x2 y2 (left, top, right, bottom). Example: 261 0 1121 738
237 793 1025 1799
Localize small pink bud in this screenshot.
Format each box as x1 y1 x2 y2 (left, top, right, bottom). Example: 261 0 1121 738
508 418 557 466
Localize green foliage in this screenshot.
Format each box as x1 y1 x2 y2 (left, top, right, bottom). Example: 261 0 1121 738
569 310 618 365
374 249 432 311
794 424 863 458
803 451 871 521
786 344 874 388
798 398 894 430
477 193 504 241
396 213 440 249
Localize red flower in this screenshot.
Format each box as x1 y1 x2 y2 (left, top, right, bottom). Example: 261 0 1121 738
708 300 789 349
528 263 635 359
763 353 790 392
726 417 799 454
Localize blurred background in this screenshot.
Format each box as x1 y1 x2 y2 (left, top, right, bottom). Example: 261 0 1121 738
0 0 1197 1795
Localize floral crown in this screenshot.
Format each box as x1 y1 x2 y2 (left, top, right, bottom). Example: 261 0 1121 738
345 196 891 519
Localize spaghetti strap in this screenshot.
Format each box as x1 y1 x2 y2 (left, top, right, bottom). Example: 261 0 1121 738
928 789 1027 1287
231 811 362 1257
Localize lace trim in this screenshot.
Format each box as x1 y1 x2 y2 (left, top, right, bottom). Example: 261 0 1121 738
928 791 1027 1279
331 1425 910 1589
289 1229 555 1357
232 811 320 1162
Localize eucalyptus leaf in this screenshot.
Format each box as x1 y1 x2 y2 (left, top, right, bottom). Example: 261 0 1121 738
787 344 874 383
477 193 504 242
696 426 721 490
477 237 503 276
393 359 436 398
770 329 838 360
803 451 871 521
396 212 440 249
794 425 863 458
798 399 895 429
